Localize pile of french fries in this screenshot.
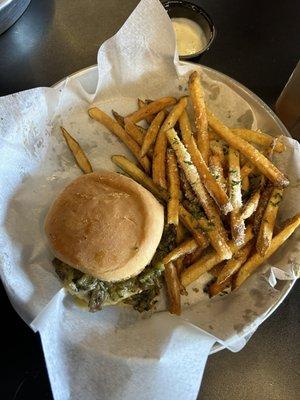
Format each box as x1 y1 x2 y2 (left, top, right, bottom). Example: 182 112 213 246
61 70 300 316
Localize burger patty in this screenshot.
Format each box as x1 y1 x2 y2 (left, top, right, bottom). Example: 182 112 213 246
53 258 164 312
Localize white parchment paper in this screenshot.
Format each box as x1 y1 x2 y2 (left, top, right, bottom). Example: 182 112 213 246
0 0 299 399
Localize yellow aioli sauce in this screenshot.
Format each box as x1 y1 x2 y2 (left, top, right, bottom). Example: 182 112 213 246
171 17 207 56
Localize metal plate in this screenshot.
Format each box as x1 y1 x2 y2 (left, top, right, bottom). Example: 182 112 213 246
53 63 295 354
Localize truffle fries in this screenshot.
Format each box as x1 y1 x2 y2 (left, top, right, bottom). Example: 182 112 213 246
207 110 289 187
188 71 209 163
152 97 188 189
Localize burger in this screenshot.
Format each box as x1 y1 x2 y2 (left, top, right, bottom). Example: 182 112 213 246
45 171 174 312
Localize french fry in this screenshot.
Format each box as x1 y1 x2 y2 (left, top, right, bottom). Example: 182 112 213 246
207 110 289 187
179 170 197 203
163 237 199 265
112 110 125 127
167 149 180 226
152 97 188 189
228 147 245 245
140 110 165 158
178 205 216 248
125 119 145 146
208 277 232 297
112 110 146 135
111 154 208 247
182 244 208 268
253 185 273 234
241 161 255 192
209 154 227 193
89 107 150 173
138 98 155 124
174 257 188 295
231 129 286 153
188 71 209 163
241 175 250 192
217 240 253 284
176 221 188 244
240 191 261 220
164 262 181 315
209 139 227 167
256 187 284 255
125 96 176 123
181 225 254 287
235 214 300 288
179 111 232 214
167 128 232 259
111 155 167 201
60 127 93 174
209 262 226 278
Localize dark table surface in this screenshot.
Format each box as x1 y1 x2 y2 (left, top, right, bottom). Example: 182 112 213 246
0 1 299 399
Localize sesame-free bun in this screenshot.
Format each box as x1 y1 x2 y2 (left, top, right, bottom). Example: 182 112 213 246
45 171 164 282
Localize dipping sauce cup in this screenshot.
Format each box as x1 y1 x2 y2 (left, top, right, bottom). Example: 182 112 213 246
163 0 216 60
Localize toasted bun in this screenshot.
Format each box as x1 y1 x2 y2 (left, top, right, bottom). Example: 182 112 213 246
45 171 164 282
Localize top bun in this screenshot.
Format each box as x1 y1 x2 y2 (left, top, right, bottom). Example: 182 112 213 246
45 171 164 282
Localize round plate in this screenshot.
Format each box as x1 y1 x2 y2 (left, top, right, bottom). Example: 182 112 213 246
53 64 295 354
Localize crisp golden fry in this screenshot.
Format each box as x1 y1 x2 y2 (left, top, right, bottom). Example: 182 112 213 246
208 277 232 297
241 161 255 192
209 154 227 193
163 237 198 265
181 226 253 287
235 214 300 288
188 71 209 163
240 191 261 220
138 98 155 124
178 205 215 248
111 155 167 201
256 187 284 256
207 110 289 187
89 107 150 173
125 96 176 123
182 244 208 268
253 185 273 234
209 139 227 167
179 170 197 203
176 222 188 244
179 111 232 214
167 149 180 225
152 97 188 189
167 128 232 259
112 110 125 127
125 119 145 146
231 128 286 153
209 263 226 278
241 175 250 192
228 147 245 246
217 240 253 284
112 110 146 135
174 257 187 295
164 262 182 315
140 110 165 158
60 127 93 174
